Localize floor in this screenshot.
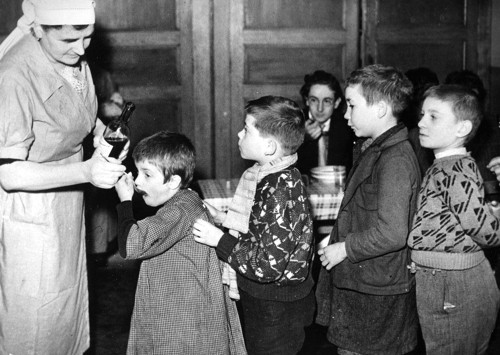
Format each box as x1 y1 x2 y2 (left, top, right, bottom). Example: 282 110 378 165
84 251 500 355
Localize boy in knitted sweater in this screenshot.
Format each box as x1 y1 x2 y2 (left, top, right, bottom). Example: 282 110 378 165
408 84 500 354
192 96 315 355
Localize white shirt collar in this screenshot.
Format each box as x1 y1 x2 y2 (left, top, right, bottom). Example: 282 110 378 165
435 147 467 159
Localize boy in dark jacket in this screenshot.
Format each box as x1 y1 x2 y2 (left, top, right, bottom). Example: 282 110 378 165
316 64 421 354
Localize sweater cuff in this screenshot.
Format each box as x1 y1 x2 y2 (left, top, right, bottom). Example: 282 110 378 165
116 201 134 258
117 200 134 220
216 233 239 262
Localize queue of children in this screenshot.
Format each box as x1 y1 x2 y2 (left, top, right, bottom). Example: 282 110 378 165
110 64 500 355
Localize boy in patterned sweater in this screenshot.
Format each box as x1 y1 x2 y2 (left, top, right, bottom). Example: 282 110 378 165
408 84 500 354
192 96 315 355
114 131 246 355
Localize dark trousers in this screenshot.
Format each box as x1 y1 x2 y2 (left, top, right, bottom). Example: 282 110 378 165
239 289 315 355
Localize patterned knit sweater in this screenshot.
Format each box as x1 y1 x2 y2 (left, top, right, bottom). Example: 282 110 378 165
217 168 314 302
408 153 500 269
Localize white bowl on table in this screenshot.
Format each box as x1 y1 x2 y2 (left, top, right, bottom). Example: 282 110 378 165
310 165 346 185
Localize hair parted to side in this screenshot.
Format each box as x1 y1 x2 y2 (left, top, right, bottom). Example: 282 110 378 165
300 70 345 105
132 131 196 188
423 84 483 145
346 64 413 120
245 96 305 155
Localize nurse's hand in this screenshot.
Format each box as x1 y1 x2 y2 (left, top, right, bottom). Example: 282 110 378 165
85 149 126 189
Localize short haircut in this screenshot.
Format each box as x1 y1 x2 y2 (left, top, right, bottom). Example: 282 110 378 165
300 70 345 106
423 84 483 144
132 131 196 188
245 96 305 155
346 64 413 120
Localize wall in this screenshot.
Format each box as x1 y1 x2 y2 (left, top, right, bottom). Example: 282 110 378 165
491 0 500 118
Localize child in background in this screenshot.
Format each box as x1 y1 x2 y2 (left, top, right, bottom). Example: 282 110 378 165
408 84 500 355
114 131 246 355
192 96 315 355
297 70 354 175
315 64 421 354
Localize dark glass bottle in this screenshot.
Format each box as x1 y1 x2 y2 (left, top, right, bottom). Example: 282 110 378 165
103 102 135 158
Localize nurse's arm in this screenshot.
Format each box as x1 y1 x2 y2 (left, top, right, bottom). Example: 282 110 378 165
0 151 126 191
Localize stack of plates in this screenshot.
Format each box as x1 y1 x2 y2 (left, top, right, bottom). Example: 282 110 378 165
310 165 346 185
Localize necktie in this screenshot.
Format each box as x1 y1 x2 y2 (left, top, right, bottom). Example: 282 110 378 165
318 125 328 166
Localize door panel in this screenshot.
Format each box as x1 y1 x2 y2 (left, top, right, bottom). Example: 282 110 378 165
215 0 360 178
362 0 489 84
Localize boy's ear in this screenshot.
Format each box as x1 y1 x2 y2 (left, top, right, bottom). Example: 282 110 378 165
166 174 182 189
377 100 388 119
456 120 473 139
265 138 278 156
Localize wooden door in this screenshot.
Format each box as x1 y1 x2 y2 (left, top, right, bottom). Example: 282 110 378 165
361 0 491 87
214 0 360 178
91 0 213 178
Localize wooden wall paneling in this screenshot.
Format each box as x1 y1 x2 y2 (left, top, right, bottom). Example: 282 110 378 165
221 0 359 178
94 0 177 30
214 0 233 179
178 0 194 142
189 0 213 178
361 0 491 86
476 0 493 104
90 0 184 158
229 0 246 177
0 0 22 38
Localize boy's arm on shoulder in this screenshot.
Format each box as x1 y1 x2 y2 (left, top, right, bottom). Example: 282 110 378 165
228 172 312 283
345 153 418 262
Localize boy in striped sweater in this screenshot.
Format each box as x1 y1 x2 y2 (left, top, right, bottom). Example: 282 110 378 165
408 84 500 355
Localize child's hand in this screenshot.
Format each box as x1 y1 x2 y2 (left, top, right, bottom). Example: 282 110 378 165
487 201 500 219
318 242 347 270
115 172 134 202
203 201 226 225
487 157 500 183
192 219 224 247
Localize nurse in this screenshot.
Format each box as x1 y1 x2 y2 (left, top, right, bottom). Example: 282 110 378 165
0 1 126 354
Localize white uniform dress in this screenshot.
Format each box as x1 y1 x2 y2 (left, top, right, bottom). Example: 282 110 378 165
0 34 97 355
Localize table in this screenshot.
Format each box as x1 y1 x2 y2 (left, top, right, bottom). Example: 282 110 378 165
195 178 344 221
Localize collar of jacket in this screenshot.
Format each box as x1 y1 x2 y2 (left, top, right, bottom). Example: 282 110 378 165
344 122 409 191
